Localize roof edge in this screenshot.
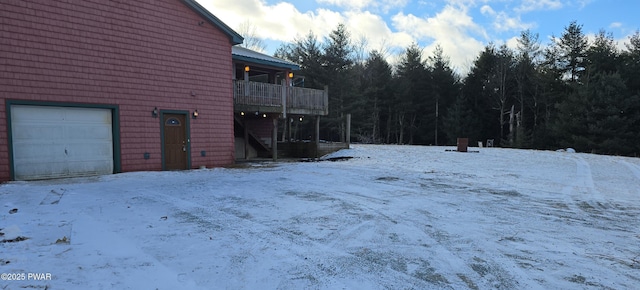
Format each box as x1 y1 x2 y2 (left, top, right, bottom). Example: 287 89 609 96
232 46 300 71
181 0 244 45
233 55 300 71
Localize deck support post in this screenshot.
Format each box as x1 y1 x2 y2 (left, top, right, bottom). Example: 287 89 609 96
272 117 278 161
315 115 320 158
243 119 249 160
287 117 292 142
346 113 351 148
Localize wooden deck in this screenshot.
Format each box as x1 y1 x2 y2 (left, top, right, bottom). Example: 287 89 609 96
233 80 328 116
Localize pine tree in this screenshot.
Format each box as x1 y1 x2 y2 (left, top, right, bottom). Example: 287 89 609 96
621 31 640 94
462 45 498 145
361 51 392 143
586 30 619 76
555 21 589 83
443 93 479 145
321 24 355 141
274 32 325 90
514 30 541 148
428 45 460 145
395 44 428 144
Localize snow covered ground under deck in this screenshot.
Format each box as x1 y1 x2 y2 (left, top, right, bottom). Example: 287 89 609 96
1 145 639 289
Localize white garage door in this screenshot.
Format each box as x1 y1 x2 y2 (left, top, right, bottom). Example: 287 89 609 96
11 105 114 181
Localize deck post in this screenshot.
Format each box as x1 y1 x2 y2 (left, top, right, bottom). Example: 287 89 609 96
243 69 250 96
272 117 278 161
281 80 287 141
346 113 351 148
315 115 320 158
281 79 287 119
323 86 329 115
243 119 249 159
287 117 292 142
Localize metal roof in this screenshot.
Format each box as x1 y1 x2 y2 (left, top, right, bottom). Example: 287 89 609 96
232 46 300 71
181 0 243 45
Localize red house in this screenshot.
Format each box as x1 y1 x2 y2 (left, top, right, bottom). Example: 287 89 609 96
0 0 243 181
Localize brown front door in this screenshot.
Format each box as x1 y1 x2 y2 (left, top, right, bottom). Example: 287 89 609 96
163 113 188 170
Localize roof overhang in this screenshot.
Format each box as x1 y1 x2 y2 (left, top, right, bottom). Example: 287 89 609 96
232 46 300 71
181 0 243 45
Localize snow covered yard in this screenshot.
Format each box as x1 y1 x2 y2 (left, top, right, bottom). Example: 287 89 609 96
1 144 639 289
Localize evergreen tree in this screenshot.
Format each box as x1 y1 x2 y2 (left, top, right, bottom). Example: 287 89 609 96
395 43 429 144
274 32 325 90
555 21 589 83
462 44 515 146
621 31 640 94
585 73 640 155
442 92 479 145
361 51 393 143
428 45 460 145
321 24 355 141
536 38 569 149
514 30 541 147
554 73 640 154
271 20 640 156
547 21 590 150
586 30 619 76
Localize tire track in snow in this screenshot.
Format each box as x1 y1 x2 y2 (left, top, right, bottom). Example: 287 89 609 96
559 154 607 214
621 161 640 181
72 213 202 289
573 156 597 194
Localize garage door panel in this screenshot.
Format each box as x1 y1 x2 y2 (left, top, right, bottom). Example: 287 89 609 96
12 124 65 141
13 143 67 160
11 106 65 122
11 105 114 181
14 160 68 181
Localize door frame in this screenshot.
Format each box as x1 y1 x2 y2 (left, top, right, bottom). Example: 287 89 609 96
5 100 121 181
160 110 191 170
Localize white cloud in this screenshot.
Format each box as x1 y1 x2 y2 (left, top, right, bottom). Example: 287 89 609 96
197 0 412 58
480 5 495 16
516 0 563 13
495 12 533 32
505 36 520 50
609 22 623 29
575 0 595 9
197 0 489 74
392 5 487 73
316 0 373 11
344 11 413 50
481 5 532 32
197 0 344 42
316 0 408 13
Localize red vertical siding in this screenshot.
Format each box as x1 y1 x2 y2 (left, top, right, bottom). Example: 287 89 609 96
0 0 235 181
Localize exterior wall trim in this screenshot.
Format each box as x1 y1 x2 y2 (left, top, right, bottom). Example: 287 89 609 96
4 100 122 181
159 110 192 171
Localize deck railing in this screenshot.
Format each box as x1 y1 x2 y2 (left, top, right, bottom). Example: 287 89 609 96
233 80 328 115
287 86 327 111
233 80 282 107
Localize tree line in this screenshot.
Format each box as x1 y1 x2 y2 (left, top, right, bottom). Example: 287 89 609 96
274 21 640 156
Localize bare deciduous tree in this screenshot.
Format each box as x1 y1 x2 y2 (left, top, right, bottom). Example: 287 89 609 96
237 20 267 53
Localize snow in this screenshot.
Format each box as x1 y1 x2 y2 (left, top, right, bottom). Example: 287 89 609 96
1 144 639 289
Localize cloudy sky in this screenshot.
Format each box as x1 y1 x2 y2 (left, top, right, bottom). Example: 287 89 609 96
197 0 640 74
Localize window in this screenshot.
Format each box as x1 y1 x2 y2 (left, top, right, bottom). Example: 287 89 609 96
165 118 181 126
